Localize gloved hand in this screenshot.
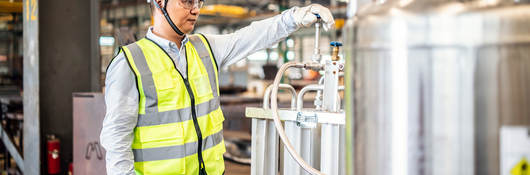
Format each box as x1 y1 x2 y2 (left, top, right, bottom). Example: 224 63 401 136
292 4 335 31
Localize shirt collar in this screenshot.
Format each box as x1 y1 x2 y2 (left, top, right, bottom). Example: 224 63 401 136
146 27 189 50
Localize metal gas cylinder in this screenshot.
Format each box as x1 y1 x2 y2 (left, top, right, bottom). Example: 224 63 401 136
343 0 530 174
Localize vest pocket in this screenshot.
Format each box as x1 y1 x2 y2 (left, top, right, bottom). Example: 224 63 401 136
153 70 186 112
190 74 213 98
207 109 225 136
133 124 186 174
134 123 185 147
153 71 176 91
135 156 186 174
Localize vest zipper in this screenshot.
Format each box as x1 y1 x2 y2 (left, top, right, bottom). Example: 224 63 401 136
181 77 207 175
144 37 208 174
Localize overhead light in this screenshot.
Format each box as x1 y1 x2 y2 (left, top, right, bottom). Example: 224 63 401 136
99 36 115 46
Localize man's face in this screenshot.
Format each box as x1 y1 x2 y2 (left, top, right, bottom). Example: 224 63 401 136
158 0 201 34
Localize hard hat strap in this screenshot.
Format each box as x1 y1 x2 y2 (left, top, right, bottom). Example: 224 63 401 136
153 0 185 36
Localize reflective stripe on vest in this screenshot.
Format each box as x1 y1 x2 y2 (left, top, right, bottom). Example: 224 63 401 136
122 34 225 175
133 130 223 162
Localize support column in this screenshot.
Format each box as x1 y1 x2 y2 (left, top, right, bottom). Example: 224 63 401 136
23 0 40 174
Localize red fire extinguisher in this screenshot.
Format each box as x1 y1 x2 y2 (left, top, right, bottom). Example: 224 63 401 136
47 135 61 174
68 162 73 175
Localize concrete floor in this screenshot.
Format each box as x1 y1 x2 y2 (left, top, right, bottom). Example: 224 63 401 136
223 131 251 175
225 161 250 175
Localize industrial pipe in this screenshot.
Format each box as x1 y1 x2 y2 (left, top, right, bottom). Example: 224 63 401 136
316 74 344 110
297 84 324 111
263 84 297 110
270 62 325 175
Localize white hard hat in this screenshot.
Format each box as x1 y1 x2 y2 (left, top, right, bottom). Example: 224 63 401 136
147 0 151 3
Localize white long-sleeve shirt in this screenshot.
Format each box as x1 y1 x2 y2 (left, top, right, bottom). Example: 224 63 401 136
100 8 299 175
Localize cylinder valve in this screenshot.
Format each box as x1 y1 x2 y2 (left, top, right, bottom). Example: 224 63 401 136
330 41 343 61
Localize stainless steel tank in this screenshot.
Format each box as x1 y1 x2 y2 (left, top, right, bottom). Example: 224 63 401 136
343 0 530 174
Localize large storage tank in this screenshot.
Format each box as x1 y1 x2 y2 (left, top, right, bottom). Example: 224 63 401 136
343 0 530 174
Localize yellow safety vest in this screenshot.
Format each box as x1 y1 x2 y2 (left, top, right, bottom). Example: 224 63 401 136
121 34 225 175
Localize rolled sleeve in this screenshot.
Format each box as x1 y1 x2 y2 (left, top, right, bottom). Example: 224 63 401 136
204 7 299 69
100 51 139 175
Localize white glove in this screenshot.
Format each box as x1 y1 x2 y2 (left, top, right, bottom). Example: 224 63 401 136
292 4 335 31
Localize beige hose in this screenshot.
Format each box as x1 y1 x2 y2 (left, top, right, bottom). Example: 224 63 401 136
270 62 325 175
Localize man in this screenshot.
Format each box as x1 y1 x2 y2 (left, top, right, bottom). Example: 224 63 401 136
100 0 334 174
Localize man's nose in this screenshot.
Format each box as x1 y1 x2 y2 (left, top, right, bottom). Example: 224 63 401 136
190 6 200 15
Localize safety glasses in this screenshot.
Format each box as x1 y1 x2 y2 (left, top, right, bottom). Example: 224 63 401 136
176 0 204 10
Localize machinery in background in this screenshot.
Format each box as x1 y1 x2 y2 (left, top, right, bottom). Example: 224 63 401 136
344 0 530 174
219 65 249 93
0 97 22 174
0 11 26 175
246 16 345 175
